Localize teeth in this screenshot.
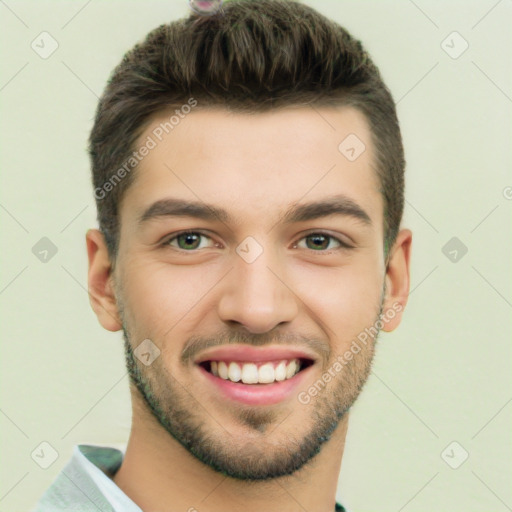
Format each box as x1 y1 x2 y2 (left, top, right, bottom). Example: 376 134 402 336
258 363 275 384
208 359 302 384
228 362 241 382
241 363 259 384
218 361 229 380
275 360 287 381
285 359 297 379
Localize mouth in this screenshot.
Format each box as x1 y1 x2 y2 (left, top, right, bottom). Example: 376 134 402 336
194 346 316 405
198 358 314 384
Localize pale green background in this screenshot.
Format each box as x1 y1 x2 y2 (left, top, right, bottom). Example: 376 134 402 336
1 1 511 511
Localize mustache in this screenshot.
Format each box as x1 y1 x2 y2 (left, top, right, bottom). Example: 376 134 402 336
181 329 330 366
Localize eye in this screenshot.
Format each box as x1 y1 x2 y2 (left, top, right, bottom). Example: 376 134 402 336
164 231 217 251
293 232 352 252
161 231 352 253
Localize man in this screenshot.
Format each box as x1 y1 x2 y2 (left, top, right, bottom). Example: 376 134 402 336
33 0 411 510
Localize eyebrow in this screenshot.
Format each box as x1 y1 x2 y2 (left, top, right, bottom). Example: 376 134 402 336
137 194 372 228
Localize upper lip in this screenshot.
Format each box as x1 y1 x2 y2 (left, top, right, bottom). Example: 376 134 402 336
194 345 317 364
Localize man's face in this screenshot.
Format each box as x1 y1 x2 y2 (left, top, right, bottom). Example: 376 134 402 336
113 106 388 479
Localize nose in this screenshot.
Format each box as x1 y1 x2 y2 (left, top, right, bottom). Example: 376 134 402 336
216 245 299 334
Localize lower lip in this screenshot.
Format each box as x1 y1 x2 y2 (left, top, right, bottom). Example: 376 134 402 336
197 364 313 406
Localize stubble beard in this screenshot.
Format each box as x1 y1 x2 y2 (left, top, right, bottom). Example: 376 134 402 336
117 293 383 480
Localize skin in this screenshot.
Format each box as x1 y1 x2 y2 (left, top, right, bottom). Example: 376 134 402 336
86 106 412 512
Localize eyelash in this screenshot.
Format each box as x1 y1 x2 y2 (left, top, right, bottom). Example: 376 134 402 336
161 230 353 254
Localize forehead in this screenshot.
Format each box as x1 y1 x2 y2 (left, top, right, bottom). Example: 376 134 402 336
120 106 383 232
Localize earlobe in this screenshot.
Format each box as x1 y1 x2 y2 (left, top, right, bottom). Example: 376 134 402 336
86 229 122 332
381 229 412 332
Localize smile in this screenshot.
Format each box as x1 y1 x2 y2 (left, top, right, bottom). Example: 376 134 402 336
201 358 312 384
194 345 316 405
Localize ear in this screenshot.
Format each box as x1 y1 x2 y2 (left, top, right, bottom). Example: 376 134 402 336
86 229 122 332
381 228 412 332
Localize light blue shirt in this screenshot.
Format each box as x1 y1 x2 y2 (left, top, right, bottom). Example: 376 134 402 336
31 444 142 512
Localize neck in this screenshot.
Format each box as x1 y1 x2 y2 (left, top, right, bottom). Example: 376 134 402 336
113 392 348 512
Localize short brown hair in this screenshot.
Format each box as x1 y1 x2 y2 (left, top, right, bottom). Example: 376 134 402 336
89 0 405 262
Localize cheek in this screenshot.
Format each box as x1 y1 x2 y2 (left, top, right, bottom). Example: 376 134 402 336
290 263 383 346
118 259 218 339
118 251 384 353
